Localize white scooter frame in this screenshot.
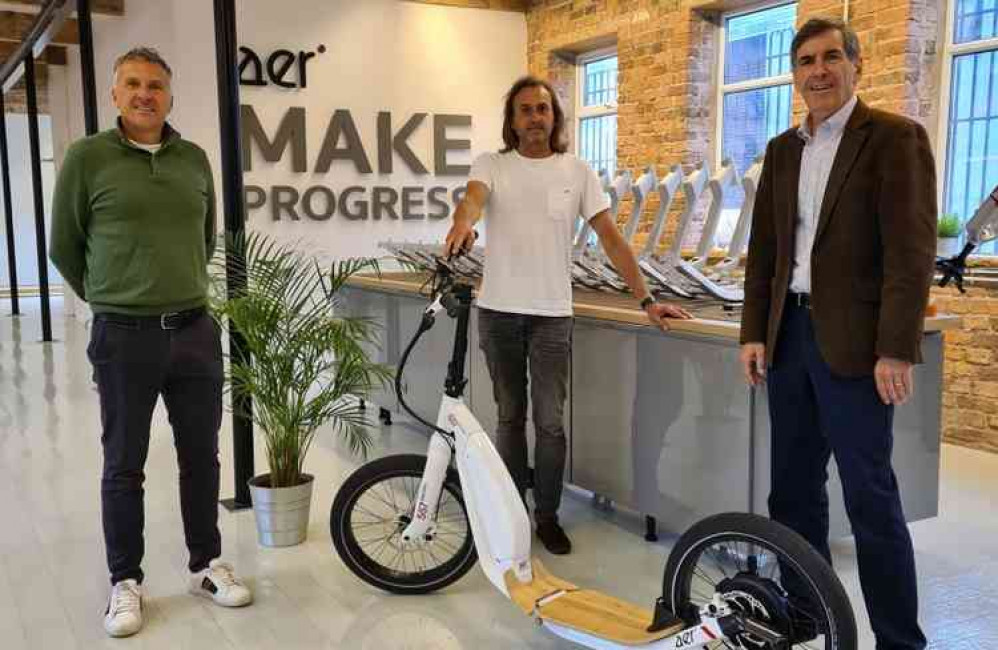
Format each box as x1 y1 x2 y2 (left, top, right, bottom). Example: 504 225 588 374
374 262 828 650
331 255 858 649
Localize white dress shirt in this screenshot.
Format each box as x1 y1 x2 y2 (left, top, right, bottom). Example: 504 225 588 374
790 95 859 294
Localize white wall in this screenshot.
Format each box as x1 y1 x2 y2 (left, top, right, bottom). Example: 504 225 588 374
236 0 527 259
84 0 223 186
48 0 526 266
0 113 60 290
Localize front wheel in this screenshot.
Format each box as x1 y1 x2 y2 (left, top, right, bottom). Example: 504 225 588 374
662 512 857 650
330 454 477 594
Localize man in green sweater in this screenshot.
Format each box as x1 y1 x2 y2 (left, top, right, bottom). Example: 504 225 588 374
50 47 252 638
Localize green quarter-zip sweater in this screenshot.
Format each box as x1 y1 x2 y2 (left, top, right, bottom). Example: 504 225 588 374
50 121 217 315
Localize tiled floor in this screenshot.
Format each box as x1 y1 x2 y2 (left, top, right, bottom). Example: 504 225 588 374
0 298 995 649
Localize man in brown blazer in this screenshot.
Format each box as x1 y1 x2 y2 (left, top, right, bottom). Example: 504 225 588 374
740 17 935 650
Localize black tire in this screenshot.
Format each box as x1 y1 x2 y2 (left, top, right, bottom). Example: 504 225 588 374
662 512 857 650
330 454 478 594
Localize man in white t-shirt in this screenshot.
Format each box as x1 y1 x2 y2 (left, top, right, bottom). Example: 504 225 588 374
444 76 691 554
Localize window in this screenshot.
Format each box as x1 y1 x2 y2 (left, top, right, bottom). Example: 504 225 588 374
716 2 797 217
576 51 618 179
941 0 998 254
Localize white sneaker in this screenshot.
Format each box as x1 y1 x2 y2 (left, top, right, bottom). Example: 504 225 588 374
104 579 143 638
190 559 253 607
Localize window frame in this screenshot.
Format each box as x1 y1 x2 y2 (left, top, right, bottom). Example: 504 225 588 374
576 47 619 121
713 0 796 170
937 0 998 254
575 47 618 176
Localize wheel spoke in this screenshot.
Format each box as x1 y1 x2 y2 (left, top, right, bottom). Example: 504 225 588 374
668 529 847 650
337 465 476 591
367 485 401 514
354 531 395 544
384 478 403 514
353 502 391 522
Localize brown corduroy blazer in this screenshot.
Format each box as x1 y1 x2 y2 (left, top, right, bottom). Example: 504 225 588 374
739 99 938 378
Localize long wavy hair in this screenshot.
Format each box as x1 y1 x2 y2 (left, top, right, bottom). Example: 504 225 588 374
499 76 568 154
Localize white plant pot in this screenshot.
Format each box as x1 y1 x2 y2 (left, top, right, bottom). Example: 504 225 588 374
248 473 314 547
936 237 961 258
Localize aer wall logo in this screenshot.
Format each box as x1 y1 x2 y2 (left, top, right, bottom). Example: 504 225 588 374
239 45 323 88
239 44 472 223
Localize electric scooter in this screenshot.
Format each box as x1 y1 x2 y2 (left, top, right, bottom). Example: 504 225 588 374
936 184 998 291
330 258 857 650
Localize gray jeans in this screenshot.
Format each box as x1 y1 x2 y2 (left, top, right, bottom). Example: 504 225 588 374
477 308 572 524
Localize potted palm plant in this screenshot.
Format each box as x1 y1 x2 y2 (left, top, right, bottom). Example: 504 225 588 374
211 232 390 547
937 213 962 257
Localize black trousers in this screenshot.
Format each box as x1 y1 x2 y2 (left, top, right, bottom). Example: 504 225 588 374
88 311 223 585
767 302 926 650
477 308 572 524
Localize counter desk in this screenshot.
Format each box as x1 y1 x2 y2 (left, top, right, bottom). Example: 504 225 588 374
342 272 960 537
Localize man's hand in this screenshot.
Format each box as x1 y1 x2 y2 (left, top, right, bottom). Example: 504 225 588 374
443 181 489 257
444 220 476 257
875 357 914 405
740 343 767 386
644 301 693 330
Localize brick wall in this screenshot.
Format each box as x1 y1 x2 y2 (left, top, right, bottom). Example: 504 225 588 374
527 0 716 250
526 0 998 454
932 281 998 453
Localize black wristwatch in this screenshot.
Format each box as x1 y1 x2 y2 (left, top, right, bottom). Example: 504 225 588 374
639 296 655 310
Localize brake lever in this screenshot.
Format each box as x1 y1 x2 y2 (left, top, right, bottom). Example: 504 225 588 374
445 229 480 263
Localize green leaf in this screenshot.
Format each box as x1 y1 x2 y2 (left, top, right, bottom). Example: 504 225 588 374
210 231 392 488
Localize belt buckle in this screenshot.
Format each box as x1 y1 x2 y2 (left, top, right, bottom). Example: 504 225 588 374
160 312 180 330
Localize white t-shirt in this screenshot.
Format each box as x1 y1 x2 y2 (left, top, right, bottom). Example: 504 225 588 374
471 151 609 316
129 139 162 153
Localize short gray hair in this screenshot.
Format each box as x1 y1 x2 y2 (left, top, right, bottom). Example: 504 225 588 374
790 18 861 67
112 46 173 82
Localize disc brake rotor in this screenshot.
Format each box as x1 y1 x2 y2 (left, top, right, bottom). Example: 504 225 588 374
716 573 792 649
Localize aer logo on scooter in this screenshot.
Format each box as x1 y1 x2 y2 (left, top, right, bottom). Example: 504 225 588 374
415 502 429 521
673 629 696 648
414 485 429 520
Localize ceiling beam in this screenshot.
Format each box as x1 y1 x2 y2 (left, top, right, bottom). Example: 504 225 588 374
403 0 528 11
0 40 66 65
0 0 123 16
0 11 79 45
0 0 73 92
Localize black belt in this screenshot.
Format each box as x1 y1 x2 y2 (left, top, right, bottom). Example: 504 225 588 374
787 292 811 309
96 307 206 330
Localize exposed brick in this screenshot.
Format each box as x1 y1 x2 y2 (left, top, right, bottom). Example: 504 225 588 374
975 381 998 399
955 394 998 414
527 0 995 454
965 348 995 366
945 428 998 453
944 377 970 394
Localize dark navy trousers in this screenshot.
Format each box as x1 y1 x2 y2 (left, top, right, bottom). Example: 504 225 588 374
89 312 223 585
766 301 926 650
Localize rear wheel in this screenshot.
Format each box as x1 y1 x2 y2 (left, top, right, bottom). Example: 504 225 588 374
330 454 477 594
662 512 857 650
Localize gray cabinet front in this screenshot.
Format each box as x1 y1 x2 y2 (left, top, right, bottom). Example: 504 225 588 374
343 285 941 538
571 320 752 534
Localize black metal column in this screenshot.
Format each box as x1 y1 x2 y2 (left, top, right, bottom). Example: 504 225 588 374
214 0 254 510
77 0 99 136
0 91 19 315
23 56 53 342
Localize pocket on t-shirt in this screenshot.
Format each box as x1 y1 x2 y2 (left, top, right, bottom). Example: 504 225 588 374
547 187 576 221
